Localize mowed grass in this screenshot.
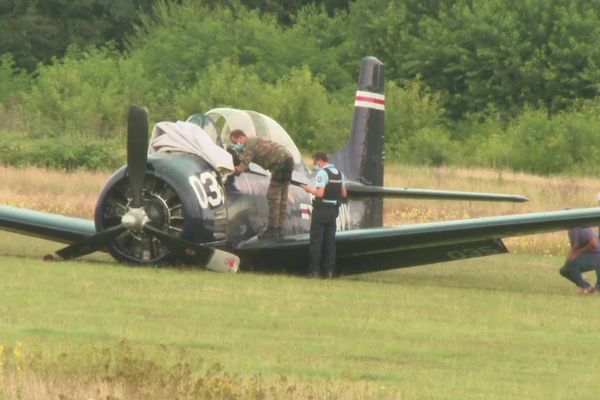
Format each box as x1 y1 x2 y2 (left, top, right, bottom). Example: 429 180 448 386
2 165 600 398
1 234 599 399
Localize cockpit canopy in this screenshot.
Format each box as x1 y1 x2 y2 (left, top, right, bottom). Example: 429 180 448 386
187 108 302 165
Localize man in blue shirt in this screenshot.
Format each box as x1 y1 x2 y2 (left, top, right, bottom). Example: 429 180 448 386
303 152 347 278
559 227 600 294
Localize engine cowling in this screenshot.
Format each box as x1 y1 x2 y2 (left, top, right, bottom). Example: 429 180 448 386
94 153 228 265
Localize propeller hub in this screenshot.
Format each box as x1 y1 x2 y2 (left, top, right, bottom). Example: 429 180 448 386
121 207 149 232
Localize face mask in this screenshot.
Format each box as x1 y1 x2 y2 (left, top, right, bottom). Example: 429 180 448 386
233 143 245 151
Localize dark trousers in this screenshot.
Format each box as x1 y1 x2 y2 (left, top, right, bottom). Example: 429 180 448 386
309 205 338 277
559 253 600 288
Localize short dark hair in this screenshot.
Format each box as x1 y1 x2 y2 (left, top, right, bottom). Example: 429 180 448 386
230 129 247 140
312 152 328 162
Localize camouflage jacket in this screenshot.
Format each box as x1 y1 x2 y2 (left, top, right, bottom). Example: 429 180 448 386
238 137 292 171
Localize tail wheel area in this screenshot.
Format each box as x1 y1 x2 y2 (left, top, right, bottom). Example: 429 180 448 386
97 174 184 264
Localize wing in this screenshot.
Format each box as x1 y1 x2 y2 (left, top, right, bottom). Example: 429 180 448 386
0 205 96 244
235 207 600 275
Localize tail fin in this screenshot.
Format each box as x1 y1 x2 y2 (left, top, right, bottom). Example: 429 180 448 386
331 56 385 228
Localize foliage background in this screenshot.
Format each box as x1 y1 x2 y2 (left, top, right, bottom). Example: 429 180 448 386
2 0 600 174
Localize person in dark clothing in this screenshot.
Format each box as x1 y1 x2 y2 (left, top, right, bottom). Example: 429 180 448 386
303 152 347 278
559 226 600 295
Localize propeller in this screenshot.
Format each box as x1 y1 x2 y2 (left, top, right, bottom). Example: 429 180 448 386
127 105 149 208
47 106 239 272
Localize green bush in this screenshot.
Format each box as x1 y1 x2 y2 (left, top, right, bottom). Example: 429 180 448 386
129 2 241 93
464 132 511 171
450 112 507 168
385 78 446 161
0 133 124 171
174 63 351 153
172 61 269 118
501 109 565 174
461 104 600 175
398 126 458 166
267 67 349 152
19 45 140 139
0 54 30 104
36 136 124 171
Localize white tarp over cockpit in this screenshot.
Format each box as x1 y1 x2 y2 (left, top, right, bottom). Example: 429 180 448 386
149 121 234 175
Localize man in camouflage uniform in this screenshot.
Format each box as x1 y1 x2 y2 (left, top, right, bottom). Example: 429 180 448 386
230 129 294 239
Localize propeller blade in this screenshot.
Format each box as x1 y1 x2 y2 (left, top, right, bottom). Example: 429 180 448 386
50 224 126 260
127 106 149 208
143 225 239 272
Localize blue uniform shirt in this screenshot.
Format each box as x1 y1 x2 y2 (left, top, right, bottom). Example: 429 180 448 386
314 164 345 205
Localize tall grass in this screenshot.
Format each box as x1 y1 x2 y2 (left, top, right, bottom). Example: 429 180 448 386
0 338 378 400
384 164 600 256
0 165 106 218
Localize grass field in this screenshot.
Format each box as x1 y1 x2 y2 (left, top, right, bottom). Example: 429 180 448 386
1 236 599 399
2 165 600 399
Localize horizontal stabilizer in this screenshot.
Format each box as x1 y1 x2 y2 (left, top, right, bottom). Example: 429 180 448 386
345 181 528 202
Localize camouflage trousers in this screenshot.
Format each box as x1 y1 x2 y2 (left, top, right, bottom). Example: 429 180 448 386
266 179 290 230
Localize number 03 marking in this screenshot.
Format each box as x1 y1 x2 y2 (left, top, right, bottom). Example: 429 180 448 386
189 172 224 209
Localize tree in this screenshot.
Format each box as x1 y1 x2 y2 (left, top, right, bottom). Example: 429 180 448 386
0 0 157 71
401 0 600 118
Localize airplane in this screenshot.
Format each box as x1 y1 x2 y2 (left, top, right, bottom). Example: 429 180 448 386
2 56 600 277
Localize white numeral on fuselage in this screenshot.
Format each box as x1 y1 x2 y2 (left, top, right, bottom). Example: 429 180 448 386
189 172 224 209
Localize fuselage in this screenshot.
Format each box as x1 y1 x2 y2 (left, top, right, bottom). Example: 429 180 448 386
225 170 313 246
94 151 355 264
